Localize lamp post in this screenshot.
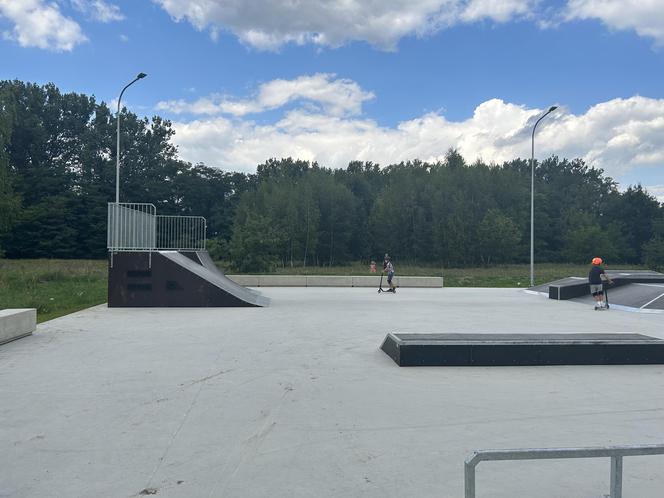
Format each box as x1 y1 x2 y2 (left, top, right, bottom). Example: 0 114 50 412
530 105 557 287
116 72 147 203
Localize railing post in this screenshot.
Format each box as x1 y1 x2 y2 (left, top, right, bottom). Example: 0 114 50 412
610 456 623 498
464 461 476 498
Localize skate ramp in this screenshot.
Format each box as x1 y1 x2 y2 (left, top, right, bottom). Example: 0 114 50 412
192 251 261 297
159 251 269 307
108 251 269 307
527 277 584 296
529 269 664 313
569 283 664 312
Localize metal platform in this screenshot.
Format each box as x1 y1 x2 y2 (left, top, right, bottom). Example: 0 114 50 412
381 333 664 367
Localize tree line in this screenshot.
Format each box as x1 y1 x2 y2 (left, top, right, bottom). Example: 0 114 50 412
1 80 663 271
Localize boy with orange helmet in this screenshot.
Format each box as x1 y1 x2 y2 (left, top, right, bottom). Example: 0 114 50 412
588 257 613 310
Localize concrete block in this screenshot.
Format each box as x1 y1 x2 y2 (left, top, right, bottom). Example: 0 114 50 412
306 276 353 287
0 309 36 345
227 275 261 287
261 276 307 287
225 275 443 287
352 276 382 287
397 277 443 288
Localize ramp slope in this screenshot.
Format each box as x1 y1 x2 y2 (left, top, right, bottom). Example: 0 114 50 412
192 251 261 297
159 251 269 307
568 283 664 312
528 270 664 312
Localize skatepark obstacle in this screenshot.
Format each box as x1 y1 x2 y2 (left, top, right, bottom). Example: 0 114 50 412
529 270 664 312
381 333 664 366
0 309 36 345
107 203 268 307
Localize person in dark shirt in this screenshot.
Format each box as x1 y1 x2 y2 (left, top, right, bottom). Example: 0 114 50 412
588 257 613 309
382 253 396 293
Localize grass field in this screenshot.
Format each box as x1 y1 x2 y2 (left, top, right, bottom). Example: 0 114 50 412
0 259 646 323
0 259 107 323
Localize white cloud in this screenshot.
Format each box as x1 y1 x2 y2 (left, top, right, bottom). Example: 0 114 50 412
461 0 532 23
565 0 664 45
644 185 664 203
153 0 537 50
0 0 87 51
165 78 664 189
156 74 375 117
71 0 124 22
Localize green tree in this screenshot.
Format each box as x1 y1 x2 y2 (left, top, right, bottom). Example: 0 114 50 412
642 215 664 271
477 209 521 265
0 83 21 254
561 218 621 264
229 210 285 272
605 185 661 263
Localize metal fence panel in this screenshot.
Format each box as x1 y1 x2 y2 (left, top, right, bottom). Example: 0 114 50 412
156 215 206 251
107 203 156 251
107 203 206 252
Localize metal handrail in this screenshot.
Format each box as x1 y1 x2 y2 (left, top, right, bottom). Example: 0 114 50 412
107 203 206 252
464 443 664 498
156 214 207 251
107 202 156 251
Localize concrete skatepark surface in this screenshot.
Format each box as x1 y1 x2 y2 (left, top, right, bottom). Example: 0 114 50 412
1 288 664 497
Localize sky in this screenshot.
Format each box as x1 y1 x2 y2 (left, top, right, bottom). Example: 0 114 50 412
1 0 663 200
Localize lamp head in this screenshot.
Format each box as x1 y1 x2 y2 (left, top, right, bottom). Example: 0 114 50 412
137 72 147 80
548 105 558 113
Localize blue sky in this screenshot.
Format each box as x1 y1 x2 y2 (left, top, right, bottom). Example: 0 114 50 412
1 0 663 199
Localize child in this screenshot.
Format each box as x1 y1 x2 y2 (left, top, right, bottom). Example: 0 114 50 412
588 257 612 309
383 254 396 293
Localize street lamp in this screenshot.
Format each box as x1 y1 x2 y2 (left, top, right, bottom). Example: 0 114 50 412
530 105 557 287
115 72 147 203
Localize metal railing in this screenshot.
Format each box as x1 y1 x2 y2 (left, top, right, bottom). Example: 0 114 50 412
464 444 664 498
107 202 156 251
156 215 206 251
107 203 206 253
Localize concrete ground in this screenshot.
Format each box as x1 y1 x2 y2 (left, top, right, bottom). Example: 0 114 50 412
1 288 663 498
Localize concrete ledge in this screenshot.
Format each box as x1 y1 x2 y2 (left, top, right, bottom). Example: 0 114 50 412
351 276 381 287
306 276 353 286
382 332 664 366
264 276 307 287
0 309 36 345
397 276 443 288
228 275 261 287
227 275 444 288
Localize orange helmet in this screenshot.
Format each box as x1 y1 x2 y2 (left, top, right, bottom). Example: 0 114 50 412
592 257 603 265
